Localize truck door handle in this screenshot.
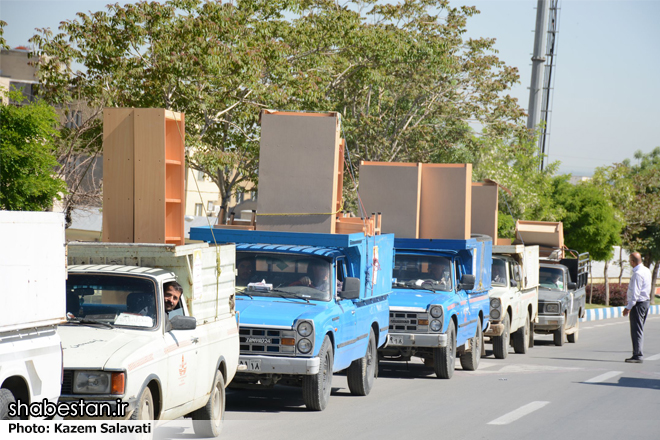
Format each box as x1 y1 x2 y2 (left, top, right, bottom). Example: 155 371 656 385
191 337 200 344
351 311 355 315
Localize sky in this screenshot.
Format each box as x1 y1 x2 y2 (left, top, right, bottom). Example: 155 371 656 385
1 0 659 176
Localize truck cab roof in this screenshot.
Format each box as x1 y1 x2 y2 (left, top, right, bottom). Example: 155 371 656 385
68 264 175 281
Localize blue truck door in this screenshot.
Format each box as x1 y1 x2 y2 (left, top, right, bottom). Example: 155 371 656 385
333 260 358 369
454 259 473 345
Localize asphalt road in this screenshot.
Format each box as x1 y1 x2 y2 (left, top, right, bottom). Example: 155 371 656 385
157 315 660 440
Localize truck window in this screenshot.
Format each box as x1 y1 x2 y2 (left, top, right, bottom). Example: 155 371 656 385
66 274 158 329
491 258 507 286
539 267 565 291
393 255 452 292
235 251 333 302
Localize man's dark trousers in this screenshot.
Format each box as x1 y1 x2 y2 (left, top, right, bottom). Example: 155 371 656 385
630 300 650 359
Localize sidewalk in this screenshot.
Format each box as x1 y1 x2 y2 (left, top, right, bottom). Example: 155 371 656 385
581 304 660 322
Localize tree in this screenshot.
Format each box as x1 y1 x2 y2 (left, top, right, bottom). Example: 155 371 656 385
594 148 660 305
30 0 530 218
551 176 622 305
0 90 67 211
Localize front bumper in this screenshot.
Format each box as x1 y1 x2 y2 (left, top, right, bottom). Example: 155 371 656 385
385 332 447 348
57 396 136 420
484 322 504 337
535 314 565 331
237 354 320 375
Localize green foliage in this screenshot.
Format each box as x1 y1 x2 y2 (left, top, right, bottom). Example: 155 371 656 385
473 132 561 238
550 176 621 262
0 90 67 210
30 0 528 211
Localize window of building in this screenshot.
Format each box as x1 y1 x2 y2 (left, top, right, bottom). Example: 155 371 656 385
236 192 244 204
197 170 205 181
65 110 83 129
250 191 257 201
207 201 215 212
194 204 203 216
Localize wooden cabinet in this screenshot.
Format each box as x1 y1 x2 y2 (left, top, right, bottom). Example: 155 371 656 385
103 108 185 245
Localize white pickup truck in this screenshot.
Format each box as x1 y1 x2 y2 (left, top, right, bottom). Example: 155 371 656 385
485 245 539 359
1 211 66 420
61 242 239 436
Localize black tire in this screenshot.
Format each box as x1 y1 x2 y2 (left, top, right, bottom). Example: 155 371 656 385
347 328 377 396
433 322 456 379
567 319 579 343
513 314 530 354
529 320 535 348
553 315 566 346
130 386 154 420
492 313 510 359
192 371 225 437
1 388 18 420
302 336 333 411
460 320 482 371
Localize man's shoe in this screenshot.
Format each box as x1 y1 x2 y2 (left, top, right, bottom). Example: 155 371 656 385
625 357 643 363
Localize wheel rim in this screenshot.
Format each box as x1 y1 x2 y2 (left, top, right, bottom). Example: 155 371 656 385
449 328 456 365
322 350 331 396
211 385 221 421
142 397 153 419
367 338 375 377
524 318 529 345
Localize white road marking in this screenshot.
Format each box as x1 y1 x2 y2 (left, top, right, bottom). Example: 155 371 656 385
645 353 660 361
583 371 623 383
487 401 550 425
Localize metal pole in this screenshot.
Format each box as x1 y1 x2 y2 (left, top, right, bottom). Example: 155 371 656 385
527 0 550 135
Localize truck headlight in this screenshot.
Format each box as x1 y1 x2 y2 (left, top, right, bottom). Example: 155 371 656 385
491 309 501 320
545 303 560 314
297 321 313 337
490 298 501 308
430 306 443 318
430 320 442 332
297 338 312 354
73 371 125 395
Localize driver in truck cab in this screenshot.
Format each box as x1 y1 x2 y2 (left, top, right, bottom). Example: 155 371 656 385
429 261 451 287
164 281 184 317
291 260 331 292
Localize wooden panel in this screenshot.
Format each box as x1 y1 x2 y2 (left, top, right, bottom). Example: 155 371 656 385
513 220 564 257
358 161 422 238
419 164 472 240
102 108 134 242
471 182 498 241
134 109 166 243
256 111 341 233
165 112 185 245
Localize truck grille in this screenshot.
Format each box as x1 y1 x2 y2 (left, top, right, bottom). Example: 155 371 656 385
61 370 74 395
239 327 296 356
389 311 429 333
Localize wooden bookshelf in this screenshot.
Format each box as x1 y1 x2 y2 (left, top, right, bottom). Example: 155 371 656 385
103 108 185 246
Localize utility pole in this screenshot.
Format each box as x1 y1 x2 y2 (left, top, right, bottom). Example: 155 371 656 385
527 0 550 168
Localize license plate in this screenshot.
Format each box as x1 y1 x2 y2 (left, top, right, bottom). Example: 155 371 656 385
239 359 262 372
389 335 404 345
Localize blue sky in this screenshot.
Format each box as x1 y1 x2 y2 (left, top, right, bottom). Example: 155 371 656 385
2 0 659 176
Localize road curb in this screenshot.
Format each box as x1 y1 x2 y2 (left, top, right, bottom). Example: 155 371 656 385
580 304 660 322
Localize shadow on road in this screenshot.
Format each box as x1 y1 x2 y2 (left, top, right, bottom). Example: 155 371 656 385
226 384 363 413
377 361 436 379
544 357 625 363
583 377 660 390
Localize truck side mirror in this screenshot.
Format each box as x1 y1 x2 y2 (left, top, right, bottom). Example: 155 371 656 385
510 279 518 288
169 315 197 331
339 277 360 300
567 282 577 290
459 274 475 291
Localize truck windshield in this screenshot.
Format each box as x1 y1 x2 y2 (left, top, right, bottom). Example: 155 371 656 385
539 267 565 291
491 258 507 286
392 255 452 292
235 252 333 302
66 274 158 329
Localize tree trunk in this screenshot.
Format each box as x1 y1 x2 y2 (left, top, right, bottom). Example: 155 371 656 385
618 247 624 286
651 262 659 306
604 260 610 306
588 262 593 304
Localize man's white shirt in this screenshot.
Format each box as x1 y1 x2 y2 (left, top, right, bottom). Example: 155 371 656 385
626 264 652 309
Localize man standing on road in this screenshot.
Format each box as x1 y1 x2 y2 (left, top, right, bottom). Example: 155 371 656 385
622 252 651 363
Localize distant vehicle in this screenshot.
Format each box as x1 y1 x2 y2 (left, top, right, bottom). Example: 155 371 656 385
1 211 66 420
535 253 590 345
62 243 239 437
485 245 540 358
190 227 393 411
379 235 492 379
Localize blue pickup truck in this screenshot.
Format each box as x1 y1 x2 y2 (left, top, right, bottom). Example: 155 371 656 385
379 235 492 379
190 227 393 410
